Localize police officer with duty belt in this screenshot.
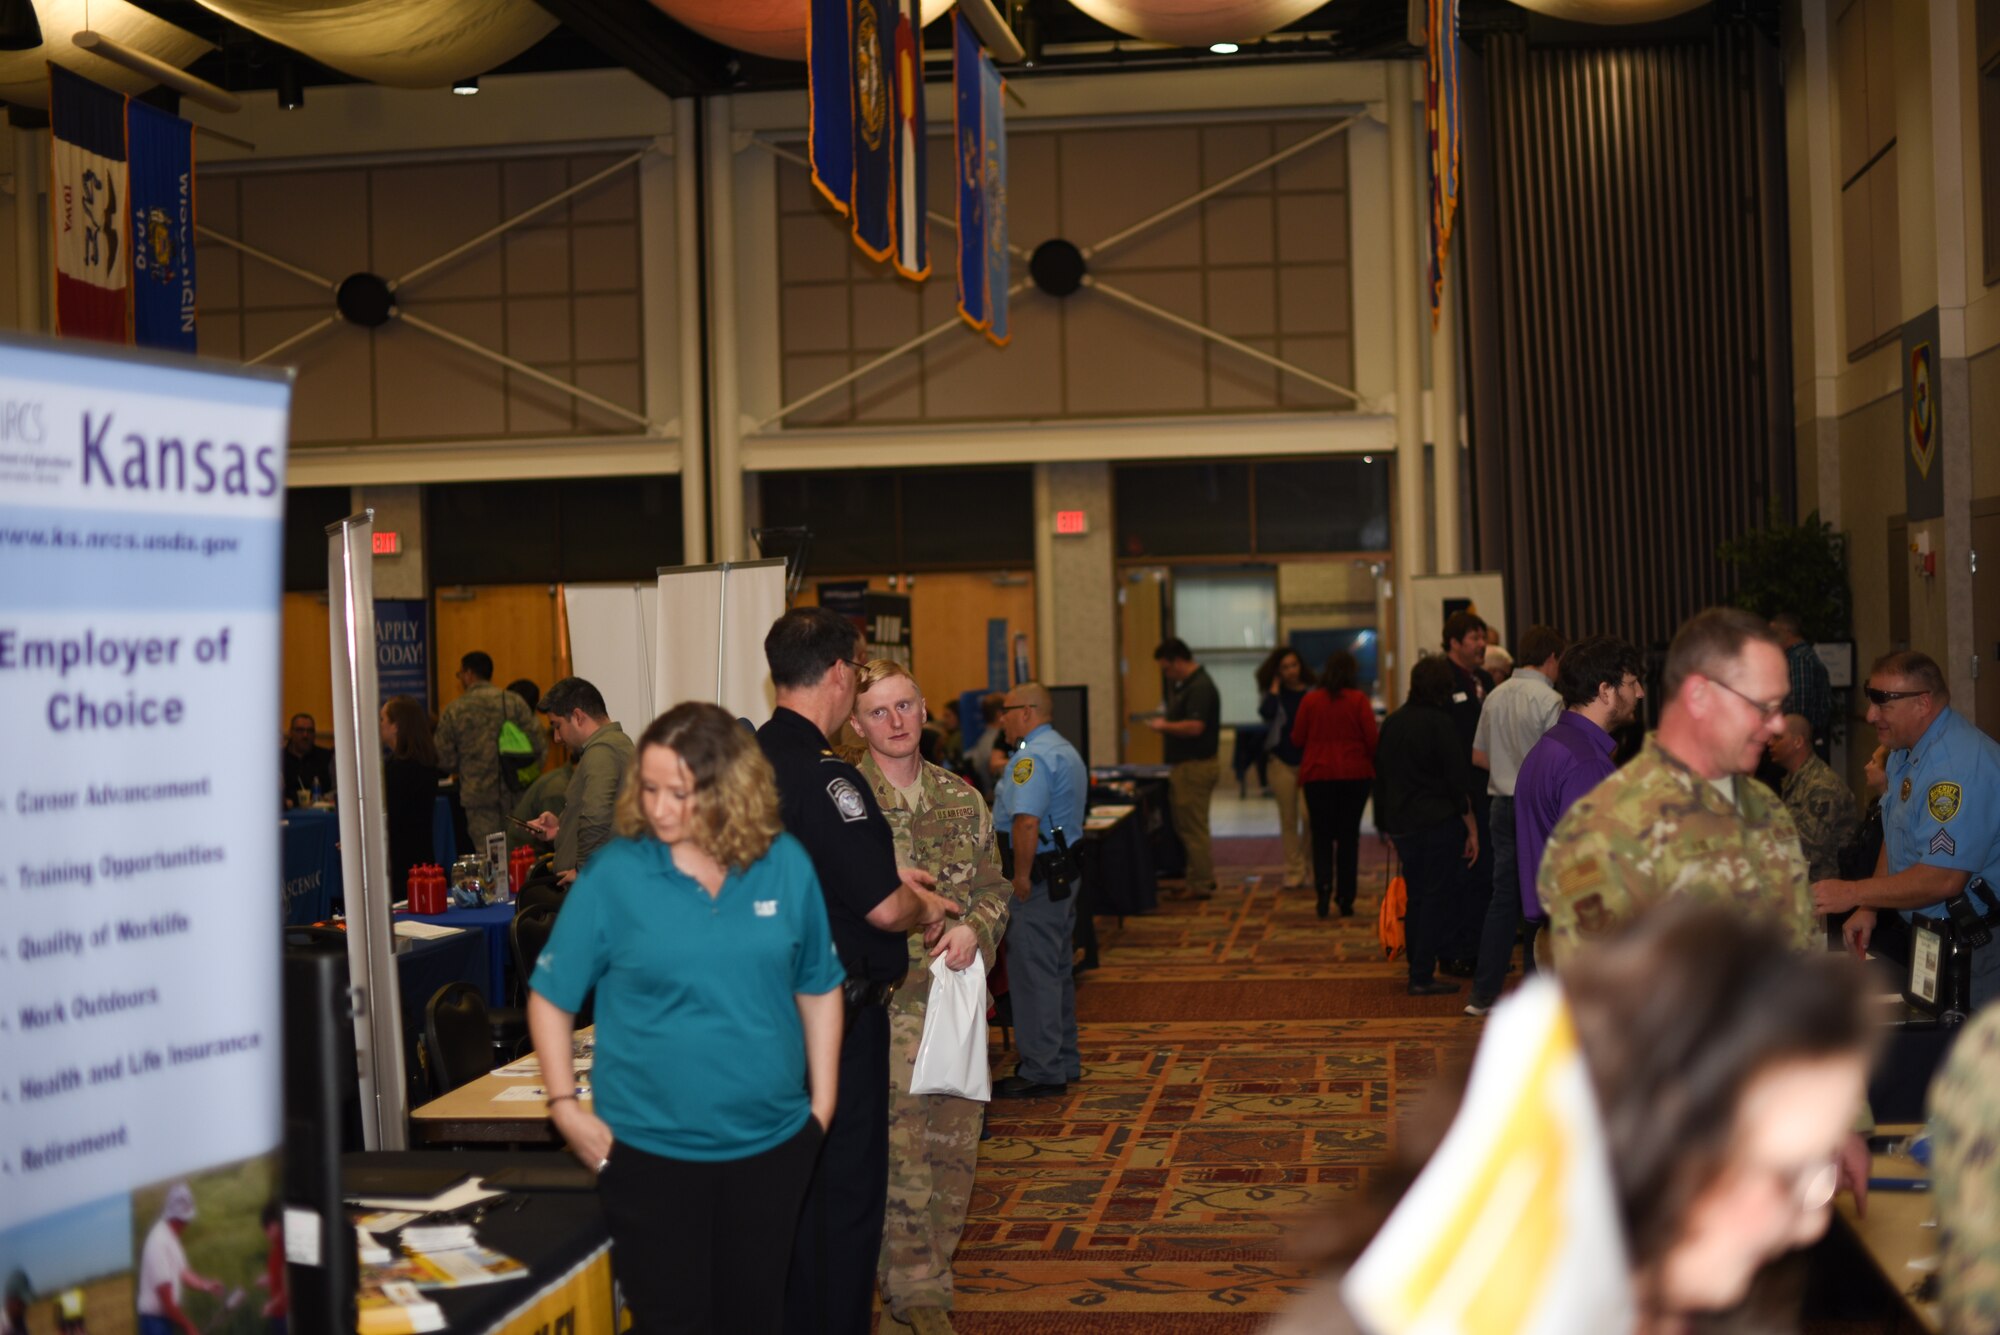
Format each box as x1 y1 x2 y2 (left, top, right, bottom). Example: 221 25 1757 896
990 682 1088 1099
757 609 962 1335
1815 650 2000 1011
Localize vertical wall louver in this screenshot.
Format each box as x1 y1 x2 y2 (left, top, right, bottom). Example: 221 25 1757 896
1461 21 1794 651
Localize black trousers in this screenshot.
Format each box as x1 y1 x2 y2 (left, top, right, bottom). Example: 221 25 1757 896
1303 778 1371 909
1393 818 1463 986
784 1003 889 1335
597 1120 822 1335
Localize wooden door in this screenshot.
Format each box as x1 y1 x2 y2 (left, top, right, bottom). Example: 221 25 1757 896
1120 567 1168 764
808 572 1036 704
433 585 566 711
281 592 334 742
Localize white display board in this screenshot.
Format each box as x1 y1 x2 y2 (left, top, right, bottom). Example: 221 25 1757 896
565 581 661 735
1410 571 1510 658
0 336 292 1311
656 560 788 725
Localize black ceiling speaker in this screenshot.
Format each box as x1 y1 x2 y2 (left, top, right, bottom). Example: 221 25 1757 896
336 273 395 328
0 0 42 51
1029 238 1086 298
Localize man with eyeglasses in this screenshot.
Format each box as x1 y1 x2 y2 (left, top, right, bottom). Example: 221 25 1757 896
1812 650 2000 1006
1538 608 1817 968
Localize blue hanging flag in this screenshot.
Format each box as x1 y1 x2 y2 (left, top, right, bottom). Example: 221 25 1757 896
979 40 1009 345
890 0 927 279
126 98 197 353
808 0 852 212
848 0 896 262
953 16 1008 345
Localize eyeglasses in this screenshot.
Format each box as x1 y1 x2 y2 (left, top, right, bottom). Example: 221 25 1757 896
996 703 1032 715
1706 676 1786 720
1864 687 1930 706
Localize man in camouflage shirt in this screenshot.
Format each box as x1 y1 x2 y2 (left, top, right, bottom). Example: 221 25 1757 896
850 660 1011 1335
1539 609 1816 965
433 650 544 846
1930 1003 2000 1333
1767 713 1859 884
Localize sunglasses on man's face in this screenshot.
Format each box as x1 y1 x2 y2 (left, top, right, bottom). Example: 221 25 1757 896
1864 687 1929 706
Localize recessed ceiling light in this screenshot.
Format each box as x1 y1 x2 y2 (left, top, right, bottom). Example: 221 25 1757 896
1209 41 1239 54
452 76 479 95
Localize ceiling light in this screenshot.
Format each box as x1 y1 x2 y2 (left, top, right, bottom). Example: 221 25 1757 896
1209 41 1239 53
0 0 42 52
452 76 479 95
276 62 303 110
72 31 241 113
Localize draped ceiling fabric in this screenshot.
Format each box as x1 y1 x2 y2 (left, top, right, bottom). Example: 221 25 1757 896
1064 0 1324 46
649 0 952 62
190 0 556 87
0 0 212 109
1507 0 1710 22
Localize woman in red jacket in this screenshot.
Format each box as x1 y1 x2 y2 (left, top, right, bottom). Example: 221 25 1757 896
1290 651 1379 919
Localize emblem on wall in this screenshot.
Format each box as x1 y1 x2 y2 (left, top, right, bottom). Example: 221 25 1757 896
1909 341 1936 478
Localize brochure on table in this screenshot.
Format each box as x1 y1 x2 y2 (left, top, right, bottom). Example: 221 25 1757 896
0 333 292 1331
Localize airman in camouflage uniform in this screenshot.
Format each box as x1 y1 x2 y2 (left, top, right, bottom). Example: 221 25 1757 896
850 665 1011 1335
433 653 544 846
1930 1003 2000 1334
1538 735 1815 967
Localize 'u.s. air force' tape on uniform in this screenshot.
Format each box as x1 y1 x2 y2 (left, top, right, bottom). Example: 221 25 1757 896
828 777 867 822
1012 756 1034 785
1932 828 1958 857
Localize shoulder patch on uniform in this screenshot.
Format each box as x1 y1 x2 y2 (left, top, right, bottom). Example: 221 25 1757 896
1931 828 1958 857
1553 856 1603 899
1012 756 1035 785
1929 781 1962 823
827 777 867 822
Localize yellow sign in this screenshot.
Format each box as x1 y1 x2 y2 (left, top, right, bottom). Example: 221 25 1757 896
1929 781 1962 823
493 1247 620 1335
1012 756 1035 785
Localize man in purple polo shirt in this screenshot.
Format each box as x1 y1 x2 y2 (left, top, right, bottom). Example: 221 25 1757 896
1507 635 1647 978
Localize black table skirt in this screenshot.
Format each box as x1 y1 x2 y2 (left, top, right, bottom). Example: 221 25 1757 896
344 1150 611 1335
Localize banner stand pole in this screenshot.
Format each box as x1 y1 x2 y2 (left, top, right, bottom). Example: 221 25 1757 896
327 510 408 1151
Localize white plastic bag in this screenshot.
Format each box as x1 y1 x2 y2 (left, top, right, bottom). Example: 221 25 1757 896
908 951 991 1101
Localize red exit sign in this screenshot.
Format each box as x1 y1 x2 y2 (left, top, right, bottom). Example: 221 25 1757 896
1054 510 1089 536
372 531 401 555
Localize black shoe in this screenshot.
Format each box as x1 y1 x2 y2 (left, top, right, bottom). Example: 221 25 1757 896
1337 901 1356 918
1315 890 1331 919
1073 954 1100 975
992 1075 1068 1099
1408 979 1460 996
1437 958 1477 979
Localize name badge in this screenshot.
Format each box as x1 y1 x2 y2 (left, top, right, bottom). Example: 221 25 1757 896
1452 691 1469 703
754 900 778 917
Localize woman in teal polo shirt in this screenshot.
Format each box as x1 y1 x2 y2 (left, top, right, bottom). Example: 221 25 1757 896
528 701 846 1335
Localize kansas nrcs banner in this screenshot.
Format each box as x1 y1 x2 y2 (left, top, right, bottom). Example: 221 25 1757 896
954 15 1008 345
126 99 198 354
50 67 130 345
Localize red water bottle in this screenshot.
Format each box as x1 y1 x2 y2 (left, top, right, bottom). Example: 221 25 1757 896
509 845 533 896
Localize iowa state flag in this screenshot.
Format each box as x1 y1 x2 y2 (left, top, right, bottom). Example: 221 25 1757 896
50 66 130 344
954 16 1008 345
127 98 198 353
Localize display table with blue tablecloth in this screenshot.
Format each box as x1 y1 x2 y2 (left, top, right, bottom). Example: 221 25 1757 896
397 903 515 1002
282 809 342 924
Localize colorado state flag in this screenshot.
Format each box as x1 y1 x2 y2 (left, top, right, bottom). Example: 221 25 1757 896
50 66 130 344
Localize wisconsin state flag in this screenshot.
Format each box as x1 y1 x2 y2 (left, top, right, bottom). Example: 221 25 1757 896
127 97 198 354
50 66 130 344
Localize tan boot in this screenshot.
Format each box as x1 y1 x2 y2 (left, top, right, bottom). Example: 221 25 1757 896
906 1310 956 1335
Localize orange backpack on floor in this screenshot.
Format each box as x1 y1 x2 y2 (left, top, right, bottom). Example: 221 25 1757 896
1378 856 1406 960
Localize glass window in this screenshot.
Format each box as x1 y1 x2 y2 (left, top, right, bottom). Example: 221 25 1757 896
284 486 353 592
1254 458 1391 551
560 476 683 582
1172 567 1278 726
1114 463 1252 558
429 481 561 586
758 471 899 573
900 468 1033 565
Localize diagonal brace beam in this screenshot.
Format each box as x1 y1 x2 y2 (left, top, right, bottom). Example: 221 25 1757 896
1085 276 1361 404
197 226 337 290
1081 115 1361 261
399 312 654 429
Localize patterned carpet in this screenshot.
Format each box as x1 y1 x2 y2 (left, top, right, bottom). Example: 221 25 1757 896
934 839 1487 1332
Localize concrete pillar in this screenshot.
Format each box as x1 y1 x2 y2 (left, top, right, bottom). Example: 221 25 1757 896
674 99 710 564
1388 61 1428 696
704 96 745 562
349 485 427 600
1432 237 1462 574
1034 462 1119 766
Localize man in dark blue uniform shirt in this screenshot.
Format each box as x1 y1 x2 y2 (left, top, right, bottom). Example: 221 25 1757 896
758 607 959 1335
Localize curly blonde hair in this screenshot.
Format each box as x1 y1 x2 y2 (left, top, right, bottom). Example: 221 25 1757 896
612 701 782 870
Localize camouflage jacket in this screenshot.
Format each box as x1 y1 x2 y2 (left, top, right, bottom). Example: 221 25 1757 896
856 752 1012 977
1538 736 1814 967
1780 752 1860 884
1932 1005 2000 1334
434 682 544 812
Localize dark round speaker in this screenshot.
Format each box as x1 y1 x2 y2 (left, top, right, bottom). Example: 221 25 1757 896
1030 239 1087 298
336 273 396 328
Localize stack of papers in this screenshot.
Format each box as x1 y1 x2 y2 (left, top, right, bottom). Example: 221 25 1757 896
393 921 464 941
